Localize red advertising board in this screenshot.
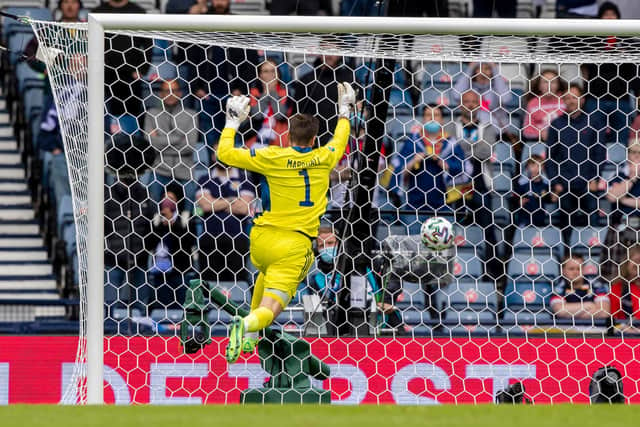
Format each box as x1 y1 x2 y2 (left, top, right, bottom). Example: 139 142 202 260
1 336 639 404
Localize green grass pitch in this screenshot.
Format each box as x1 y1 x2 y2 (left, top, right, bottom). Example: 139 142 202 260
1 404 638 427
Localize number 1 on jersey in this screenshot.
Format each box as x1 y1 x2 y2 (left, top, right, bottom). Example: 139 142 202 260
298 169 314 207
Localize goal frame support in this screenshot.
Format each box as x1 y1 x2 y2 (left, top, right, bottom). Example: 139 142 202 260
85 13 640 404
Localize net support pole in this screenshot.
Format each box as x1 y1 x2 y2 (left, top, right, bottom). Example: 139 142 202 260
87 15 105 405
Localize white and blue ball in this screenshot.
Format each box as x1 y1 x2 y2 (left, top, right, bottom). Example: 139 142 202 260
420 217 454 251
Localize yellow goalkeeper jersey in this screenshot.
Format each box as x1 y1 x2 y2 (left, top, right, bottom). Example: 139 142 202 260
217 118 351 238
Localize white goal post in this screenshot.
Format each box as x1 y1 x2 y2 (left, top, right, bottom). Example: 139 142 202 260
37 13 640 404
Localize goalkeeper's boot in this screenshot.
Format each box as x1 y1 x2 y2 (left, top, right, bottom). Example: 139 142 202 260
225 316 245 364
241 335 259 355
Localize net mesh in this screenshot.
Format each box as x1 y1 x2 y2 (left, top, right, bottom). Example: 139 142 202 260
29 18 640 404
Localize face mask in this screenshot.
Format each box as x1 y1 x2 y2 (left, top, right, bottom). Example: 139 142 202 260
319 246 337 264
423 120 441 134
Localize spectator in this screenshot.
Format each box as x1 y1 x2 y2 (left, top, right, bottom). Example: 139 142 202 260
454 89 496 191
452 89 500 279
581 2 640 145
610 244 640 331
148 188 195 309
104 137 156 314
546 83 605 245
167 0 260 138
601 140 640 283
472 0 516 17
327 110 363 211
514 155 554 226
143 79 199 212
195 143 255 283
292 44 355 144
394 104 471 223
246 59 294 148
93 0 152 121
522 69 566 142
551 253 610 320
452 62 512 132
270 0 333 15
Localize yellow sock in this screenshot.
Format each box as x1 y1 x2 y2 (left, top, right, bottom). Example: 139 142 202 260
243 307 274 332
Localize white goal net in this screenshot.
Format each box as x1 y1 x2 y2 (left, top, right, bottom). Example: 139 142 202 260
30 15 640 404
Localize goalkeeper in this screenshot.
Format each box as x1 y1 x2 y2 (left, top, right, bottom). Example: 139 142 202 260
218 82 356 363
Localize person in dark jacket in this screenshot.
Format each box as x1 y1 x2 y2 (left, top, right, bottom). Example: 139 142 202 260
514 155 554 226
92 0 153 122
104 131 157 313
291 51 355 145
581 2 640 144
104 176 156 313
195 144 255 284
167 0 260 140
545 83 605 244
148 189 196 309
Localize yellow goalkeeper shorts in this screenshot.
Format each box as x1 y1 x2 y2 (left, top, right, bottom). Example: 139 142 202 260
249 225 314 300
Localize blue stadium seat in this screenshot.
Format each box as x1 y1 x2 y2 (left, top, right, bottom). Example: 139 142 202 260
520 142 547 163
512 225 563 257
217 281 250 306
397 281 426 310
207 308 232 324
507 252 559 281
504 281 553 311
453 224 484 251
452 251 483 279
275 308 305 326
608 142 627 165
437 280 497 311
493 142 515 170
402 309 433 326
502 310 553 326
493 170 513 194
569 227 606 258
443 324 498 336
444 308 496 325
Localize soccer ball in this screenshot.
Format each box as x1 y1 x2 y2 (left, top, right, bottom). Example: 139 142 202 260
421 217 454 251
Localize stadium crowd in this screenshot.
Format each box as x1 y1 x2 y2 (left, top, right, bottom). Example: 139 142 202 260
5 0 640 335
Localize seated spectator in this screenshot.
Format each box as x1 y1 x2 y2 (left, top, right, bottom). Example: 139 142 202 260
551 253 610 319
452 62 512 133
195 144 255 283
601 140 640 283
148 188 195 310
393 104 471 229
143 79 199 212
514 155 554 226
546 83 605 245
610 244 640 331
522 69 566 142
246 59 293 148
